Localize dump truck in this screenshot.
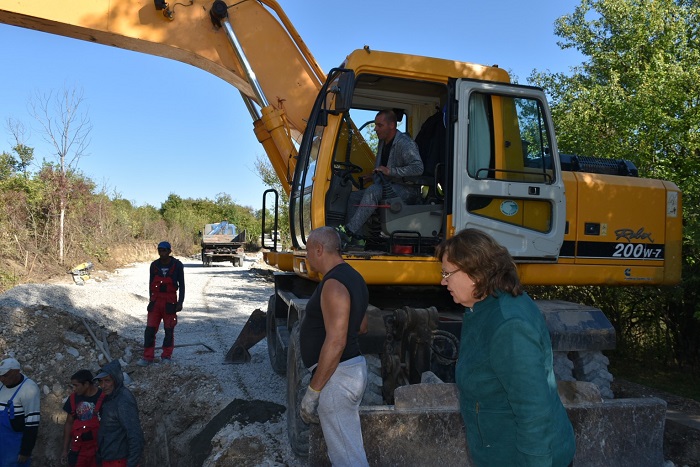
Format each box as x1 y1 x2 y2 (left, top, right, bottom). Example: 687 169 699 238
200 220 246 267
0 1 681 464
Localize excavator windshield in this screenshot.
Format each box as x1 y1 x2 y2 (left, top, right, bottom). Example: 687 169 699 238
290 67 449 250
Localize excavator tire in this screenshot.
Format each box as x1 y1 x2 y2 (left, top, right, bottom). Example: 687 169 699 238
286 322 310 457
361 354 385 405
266 295 287 375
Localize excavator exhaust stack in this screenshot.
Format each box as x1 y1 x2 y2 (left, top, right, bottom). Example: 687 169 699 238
225 308 267 363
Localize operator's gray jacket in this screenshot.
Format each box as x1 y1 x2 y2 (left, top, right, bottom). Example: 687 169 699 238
376 130 423 180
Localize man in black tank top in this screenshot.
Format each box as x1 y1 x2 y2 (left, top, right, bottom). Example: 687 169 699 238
299 227 370 466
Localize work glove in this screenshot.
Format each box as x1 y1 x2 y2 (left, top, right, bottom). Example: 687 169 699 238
300 386 321 424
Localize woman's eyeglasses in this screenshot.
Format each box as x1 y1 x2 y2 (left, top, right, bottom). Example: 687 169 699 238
441 268 460 280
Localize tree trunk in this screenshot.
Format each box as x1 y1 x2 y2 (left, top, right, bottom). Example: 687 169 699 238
59 199 65 265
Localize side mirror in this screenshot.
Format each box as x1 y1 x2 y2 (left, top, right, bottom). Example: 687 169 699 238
334 71 355 113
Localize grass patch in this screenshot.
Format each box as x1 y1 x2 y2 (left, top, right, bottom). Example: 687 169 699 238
609 356 700 402
0 270 19 294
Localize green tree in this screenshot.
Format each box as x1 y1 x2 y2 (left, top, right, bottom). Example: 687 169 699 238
3 119 34 179
0 152 15 180
530 0 700 367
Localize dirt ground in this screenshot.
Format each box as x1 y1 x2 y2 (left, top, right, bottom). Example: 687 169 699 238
0 253 301 467
0 307 286 467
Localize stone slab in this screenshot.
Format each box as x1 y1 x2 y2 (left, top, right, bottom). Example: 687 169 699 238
567 398 667 467
664 418 700 467
393 381 459 410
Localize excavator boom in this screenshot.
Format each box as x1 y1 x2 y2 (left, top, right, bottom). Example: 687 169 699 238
0 0 324 194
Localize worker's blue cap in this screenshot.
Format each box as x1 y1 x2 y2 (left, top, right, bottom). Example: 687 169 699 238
157 241 171 250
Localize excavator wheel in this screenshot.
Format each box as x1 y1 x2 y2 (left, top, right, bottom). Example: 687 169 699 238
286 322 310 457
266 295 287 375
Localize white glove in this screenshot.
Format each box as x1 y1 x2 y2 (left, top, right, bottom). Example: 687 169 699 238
300 386 321 424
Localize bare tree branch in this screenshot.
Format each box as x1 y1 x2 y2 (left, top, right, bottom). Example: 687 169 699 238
29 87 92 171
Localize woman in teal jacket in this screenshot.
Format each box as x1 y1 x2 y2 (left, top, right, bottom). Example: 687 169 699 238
435 229 575 466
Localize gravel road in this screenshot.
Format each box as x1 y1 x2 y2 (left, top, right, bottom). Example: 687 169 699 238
0 253 306 466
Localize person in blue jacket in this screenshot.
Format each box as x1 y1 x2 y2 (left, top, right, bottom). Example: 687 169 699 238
435 229 576 466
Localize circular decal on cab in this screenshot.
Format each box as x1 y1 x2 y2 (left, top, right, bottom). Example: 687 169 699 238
500 200 518 216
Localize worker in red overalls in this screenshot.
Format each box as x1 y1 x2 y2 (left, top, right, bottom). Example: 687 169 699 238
137 241 185 366
61 369 104 467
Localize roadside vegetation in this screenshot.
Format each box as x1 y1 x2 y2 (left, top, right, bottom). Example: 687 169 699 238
0 106 284 292
527 0 700 395
1 0 698 398
0 156 278 290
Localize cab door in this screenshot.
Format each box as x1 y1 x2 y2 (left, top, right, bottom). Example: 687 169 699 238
290 68 355 249
452 80 565 260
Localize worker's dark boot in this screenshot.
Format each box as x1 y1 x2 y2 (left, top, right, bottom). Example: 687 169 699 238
336 225 365 251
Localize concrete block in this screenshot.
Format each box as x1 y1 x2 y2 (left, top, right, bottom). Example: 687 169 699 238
393 382 459 410
558 381 603 405
309 393 667 467
309 408 471 467
664 418 700 467
568 397 667 467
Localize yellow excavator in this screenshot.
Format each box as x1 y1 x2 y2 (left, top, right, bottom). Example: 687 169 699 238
1 1 681 463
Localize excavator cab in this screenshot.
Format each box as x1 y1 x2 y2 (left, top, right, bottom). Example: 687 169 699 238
290 58 566 262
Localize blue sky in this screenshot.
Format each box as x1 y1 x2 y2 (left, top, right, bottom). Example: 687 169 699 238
0 0 583 210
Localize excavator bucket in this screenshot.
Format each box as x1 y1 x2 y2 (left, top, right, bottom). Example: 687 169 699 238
225 308 267 363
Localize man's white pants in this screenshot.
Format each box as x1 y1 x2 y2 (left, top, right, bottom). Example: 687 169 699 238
317 355 369 467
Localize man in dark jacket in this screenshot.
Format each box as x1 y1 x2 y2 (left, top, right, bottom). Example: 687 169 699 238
93 360 144 467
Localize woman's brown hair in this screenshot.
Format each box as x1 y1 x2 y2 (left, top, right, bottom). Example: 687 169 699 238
435 228 522 299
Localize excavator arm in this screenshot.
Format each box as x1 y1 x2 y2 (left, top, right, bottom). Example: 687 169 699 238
0 0 324 194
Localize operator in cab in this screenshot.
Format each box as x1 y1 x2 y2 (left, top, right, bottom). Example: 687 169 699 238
338 109 423 249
